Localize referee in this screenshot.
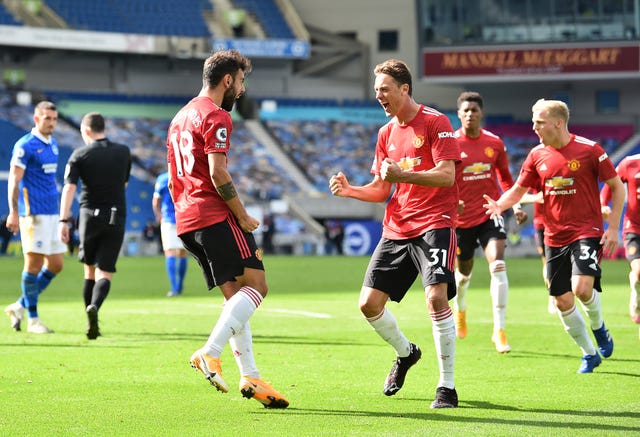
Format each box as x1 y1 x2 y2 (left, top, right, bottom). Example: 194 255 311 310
59 112 131 339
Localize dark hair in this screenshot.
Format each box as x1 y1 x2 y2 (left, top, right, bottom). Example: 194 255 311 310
34 100 56 112
202 49 252 88
81 112 105 133
374 59 413 96
457 91 484 109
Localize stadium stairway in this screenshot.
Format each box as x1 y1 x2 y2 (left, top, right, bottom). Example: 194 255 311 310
610 132 640 164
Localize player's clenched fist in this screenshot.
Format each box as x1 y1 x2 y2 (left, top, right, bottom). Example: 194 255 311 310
329 172 350 196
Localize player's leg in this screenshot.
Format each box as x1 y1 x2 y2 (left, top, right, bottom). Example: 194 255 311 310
177 250 188 293
630 259 640 324
361 238 420 396
571 239 613 358
485 238 510 353
454 227 476 339
536 228 554 313
625 234 640 324
165 252 179 295
38 251 64 296
548 244 601 372
426 282 458 408
161 223 182 296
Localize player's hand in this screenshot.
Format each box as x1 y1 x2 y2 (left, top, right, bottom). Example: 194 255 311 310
457 200 465 215
483 194 502 219
5 211 19 236
514 208 528 225
601 205 612 221
58 222 69 243
600 227 619 258
380 158 402 183
329 172 350 197
238 215 260 233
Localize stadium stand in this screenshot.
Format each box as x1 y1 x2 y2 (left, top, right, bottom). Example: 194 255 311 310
0 3 21 25
231 0 295 39
266 119 379 192
45 0 211 36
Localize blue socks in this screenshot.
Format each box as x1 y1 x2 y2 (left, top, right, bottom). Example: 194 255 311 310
21 268 57 317
166 256 187 293
22 272 39 318
178 257 187 292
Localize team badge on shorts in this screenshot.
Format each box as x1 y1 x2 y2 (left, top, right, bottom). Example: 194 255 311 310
255 248 263 261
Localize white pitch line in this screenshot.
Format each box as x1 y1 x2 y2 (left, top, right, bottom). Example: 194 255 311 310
263 308 332 319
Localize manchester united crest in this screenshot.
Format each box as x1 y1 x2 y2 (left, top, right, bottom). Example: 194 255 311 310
484 147 494 158
567 159 581 171
413 135 424 148
255 248 264 261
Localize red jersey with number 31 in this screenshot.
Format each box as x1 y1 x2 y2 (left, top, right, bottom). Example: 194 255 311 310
167 96 232 235
373 105 460 240
517 134 617 247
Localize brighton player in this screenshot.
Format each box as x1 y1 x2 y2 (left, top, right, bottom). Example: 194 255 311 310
4 101 65 334
484 98 623 373
600 154 640 329
453 91 527 353
152 171 187 297
167 49 288 408
330 59 460 408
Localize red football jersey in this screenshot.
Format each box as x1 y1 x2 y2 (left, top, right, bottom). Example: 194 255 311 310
531 188 545 231
517 134 617 247
167 96 233 235
455 128 515 228
601 153 640 235
372 105 460 240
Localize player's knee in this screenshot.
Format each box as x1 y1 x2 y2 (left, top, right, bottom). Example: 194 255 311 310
489 260 506 273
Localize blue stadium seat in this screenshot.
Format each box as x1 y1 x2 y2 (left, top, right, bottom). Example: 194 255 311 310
46 0 211 37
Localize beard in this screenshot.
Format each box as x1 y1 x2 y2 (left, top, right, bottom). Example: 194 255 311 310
221 89 236 112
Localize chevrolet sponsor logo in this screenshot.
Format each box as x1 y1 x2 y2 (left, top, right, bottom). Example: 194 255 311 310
398 156 422 170
545 176 574 188
463 162 491 174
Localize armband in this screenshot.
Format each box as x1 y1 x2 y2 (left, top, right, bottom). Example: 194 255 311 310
216 182 238 201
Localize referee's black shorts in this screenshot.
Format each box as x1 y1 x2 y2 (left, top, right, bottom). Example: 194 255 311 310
78 207 125 273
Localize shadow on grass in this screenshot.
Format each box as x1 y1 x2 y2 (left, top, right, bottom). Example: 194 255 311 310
507 350 640 377
274 406 639 432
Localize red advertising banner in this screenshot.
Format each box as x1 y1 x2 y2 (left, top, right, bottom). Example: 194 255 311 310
423 44 640 78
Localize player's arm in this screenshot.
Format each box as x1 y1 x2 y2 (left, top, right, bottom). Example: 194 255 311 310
520 191 543 204
152 194 162 223
208 152 259 233
329 172 391 203
6 165 24 235
381 158 456 187
483 183 529 218
601 175 624 256
58 182 77 244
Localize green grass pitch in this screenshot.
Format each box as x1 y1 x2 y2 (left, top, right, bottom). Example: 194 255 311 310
0 255 639 436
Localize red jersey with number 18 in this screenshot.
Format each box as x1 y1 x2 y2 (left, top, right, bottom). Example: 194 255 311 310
167 96 232 236
517 134 617 247
373 105 460 240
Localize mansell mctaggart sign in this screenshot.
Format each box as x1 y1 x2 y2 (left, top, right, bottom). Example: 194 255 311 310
423 43 640 81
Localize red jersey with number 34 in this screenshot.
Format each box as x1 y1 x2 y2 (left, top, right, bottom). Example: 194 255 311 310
517 134 617 247
372 105 460 240
167 96 232 235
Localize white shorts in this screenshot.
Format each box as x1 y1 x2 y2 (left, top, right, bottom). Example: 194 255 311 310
161 222 184 250
19 214 67 255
